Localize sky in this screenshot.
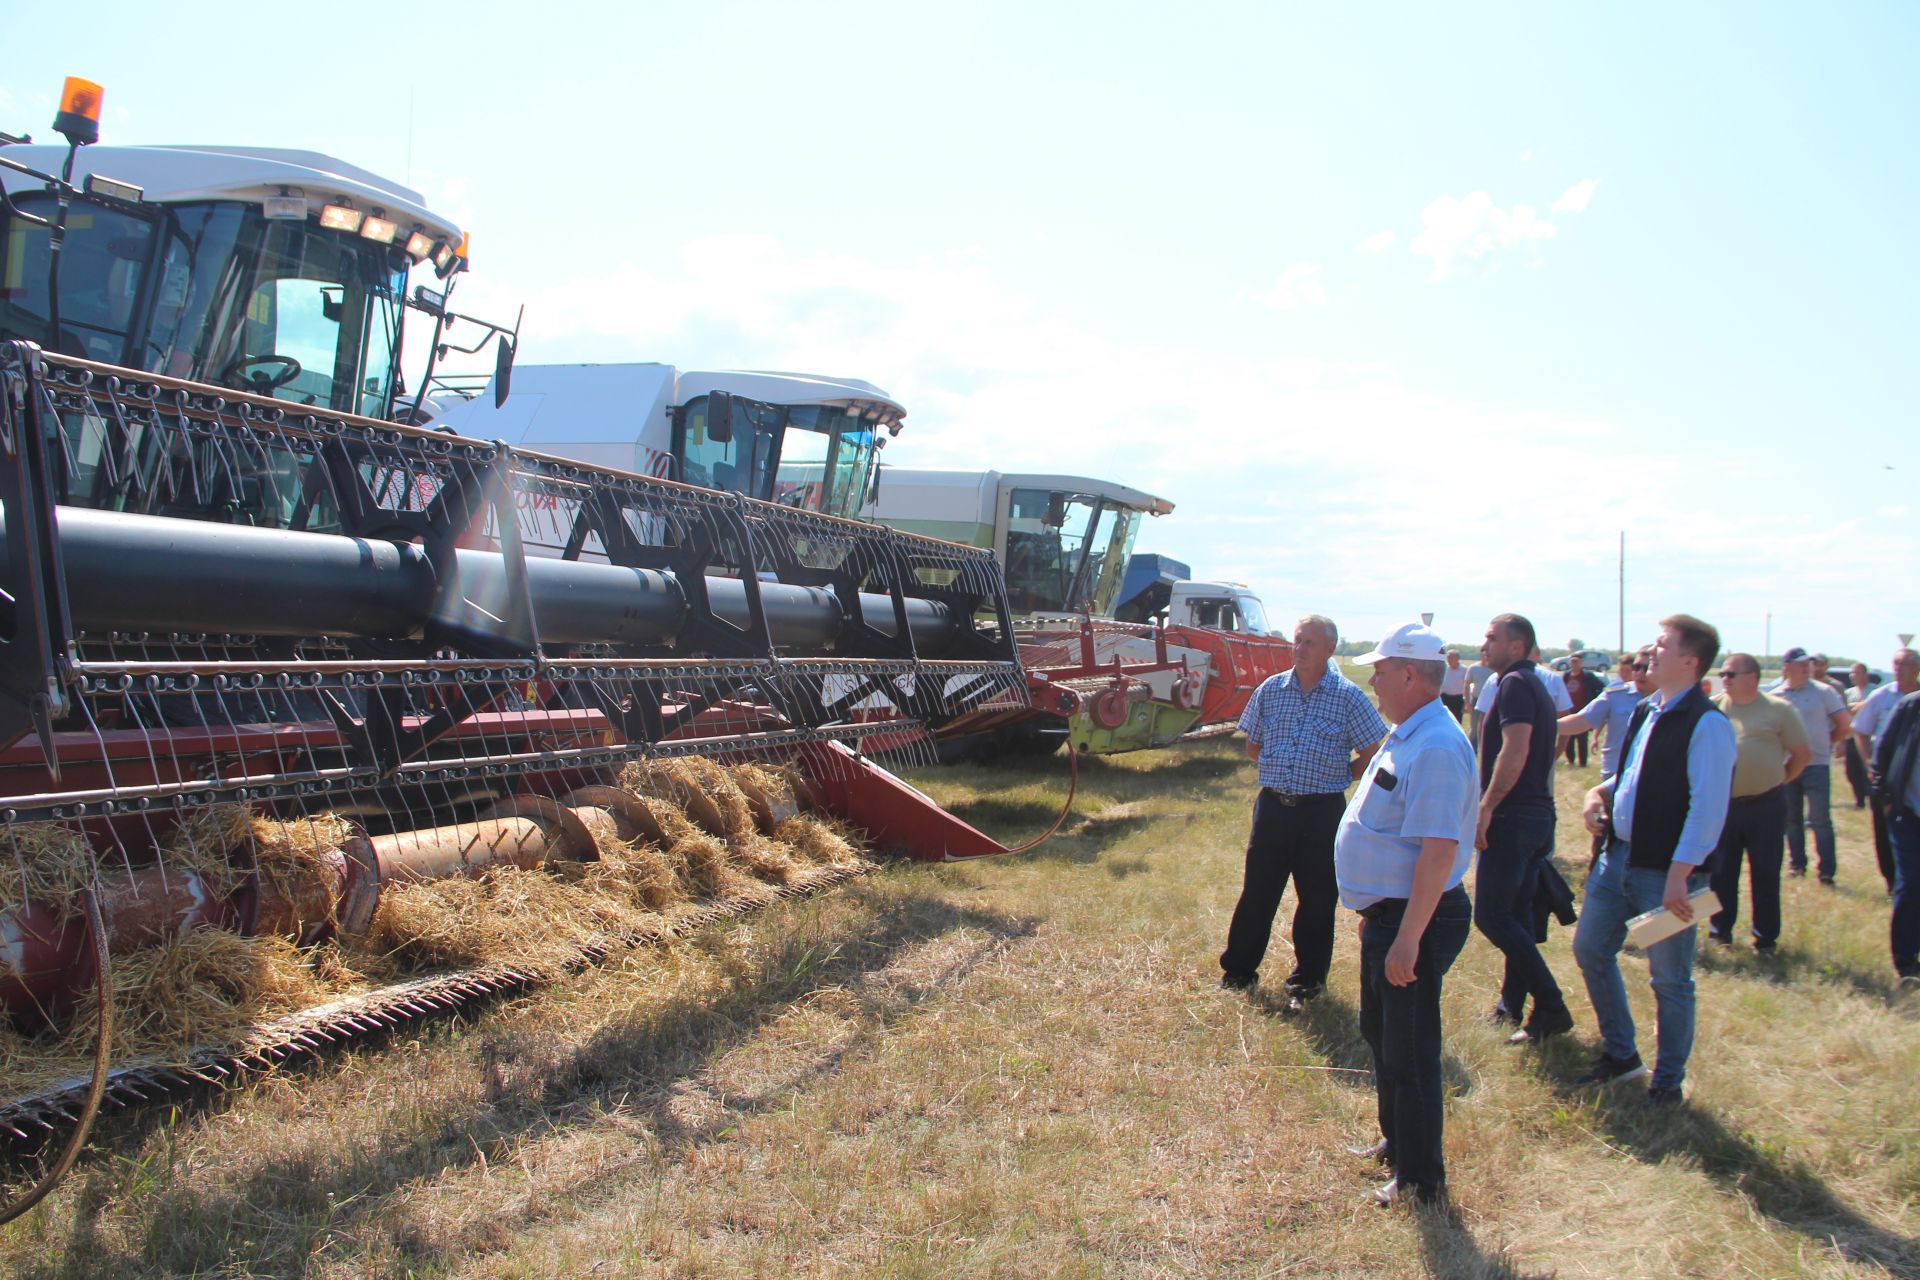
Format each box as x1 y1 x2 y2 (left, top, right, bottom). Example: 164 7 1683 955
11 2 1916 662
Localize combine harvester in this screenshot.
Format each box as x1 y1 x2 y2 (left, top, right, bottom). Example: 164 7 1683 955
0 79 1041 1198
864 470 1294 756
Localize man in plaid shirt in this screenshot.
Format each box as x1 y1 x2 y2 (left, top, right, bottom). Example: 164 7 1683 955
1223 614 1389 1009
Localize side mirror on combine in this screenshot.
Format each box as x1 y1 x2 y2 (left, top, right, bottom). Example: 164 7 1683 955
1043 494 1067 529
492 336 515 408
708 390 735 445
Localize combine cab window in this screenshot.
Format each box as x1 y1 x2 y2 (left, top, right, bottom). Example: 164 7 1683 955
2 196 405 417
1237 596 1270 635
0 194 158 365
678 395 777 497
675 397 879 520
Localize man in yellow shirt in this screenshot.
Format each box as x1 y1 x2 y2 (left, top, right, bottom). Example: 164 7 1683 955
1709 654 1811 952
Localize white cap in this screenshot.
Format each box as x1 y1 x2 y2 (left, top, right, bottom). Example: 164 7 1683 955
1354 621 1448 665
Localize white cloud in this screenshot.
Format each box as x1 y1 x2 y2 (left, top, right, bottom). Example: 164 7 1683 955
1356 230 1396 254
1253 262 1326 311
1409 192 1557 281
439 233 1905 660
1551 178 1599 214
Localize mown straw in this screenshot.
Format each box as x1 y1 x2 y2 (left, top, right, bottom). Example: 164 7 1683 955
251 811 354 933
160 804 255 899
623 757 809 886
360 867 623 976
774 815 868 868
0 823 98 924
56 926 337 1065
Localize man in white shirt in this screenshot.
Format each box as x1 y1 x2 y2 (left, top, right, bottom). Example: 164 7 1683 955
1439 648 1469 723
1766 646 1850 884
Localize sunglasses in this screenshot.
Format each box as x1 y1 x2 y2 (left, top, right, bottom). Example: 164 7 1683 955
1718 668 1756 679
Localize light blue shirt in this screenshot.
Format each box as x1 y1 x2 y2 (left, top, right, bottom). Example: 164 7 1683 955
1579 681 1652 778
1852 682 1905 750
1606 687 1737 866
1334 697 1478 910
1239 666 1388 795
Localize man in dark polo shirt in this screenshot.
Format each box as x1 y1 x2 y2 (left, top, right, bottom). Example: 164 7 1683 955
1573 614 1736 1103
1474 612 1575 1044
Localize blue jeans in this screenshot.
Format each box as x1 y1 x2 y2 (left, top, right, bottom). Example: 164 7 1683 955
1891 805 1920 975
1785 766 1835 880
1472 804 1565 1019
1358 886 1473 1194
1572 841 1708 1090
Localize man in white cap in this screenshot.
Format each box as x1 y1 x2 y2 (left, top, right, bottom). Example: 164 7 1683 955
1336 622 1478 1207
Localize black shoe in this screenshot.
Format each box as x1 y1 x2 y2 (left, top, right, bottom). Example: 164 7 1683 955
1787 866 1807 878
1220 972 1256 991
1572 1052 1648 1087
1487 1002 1522 1027
1646 1084 1686 1107
1754 940 1778 955
1345 1137 1391 1163
1706 931 1732 947
1818 878 1836 889
1507 1004 1575 1045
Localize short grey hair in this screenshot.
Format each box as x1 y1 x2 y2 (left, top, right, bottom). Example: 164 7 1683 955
1407 658 1447 690
1297 614 1338 648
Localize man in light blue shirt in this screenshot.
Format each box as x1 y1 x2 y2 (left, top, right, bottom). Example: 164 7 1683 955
1335 622 1477 1207
1572 614 1736 1104
1558 649 1654 780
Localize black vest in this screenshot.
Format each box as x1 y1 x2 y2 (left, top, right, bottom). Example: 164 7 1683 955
1614 684 1725 871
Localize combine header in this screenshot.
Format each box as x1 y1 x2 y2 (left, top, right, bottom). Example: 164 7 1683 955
0 340 1037 1176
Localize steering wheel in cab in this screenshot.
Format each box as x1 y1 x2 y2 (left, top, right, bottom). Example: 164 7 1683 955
220 353 304 395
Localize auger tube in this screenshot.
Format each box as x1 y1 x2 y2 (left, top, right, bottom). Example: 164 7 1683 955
0 505 955 653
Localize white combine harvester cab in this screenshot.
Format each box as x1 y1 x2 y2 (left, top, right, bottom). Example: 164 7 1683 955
1165 581 1272 635
1 78 498 430
433 362 906 522
861 469 1174 616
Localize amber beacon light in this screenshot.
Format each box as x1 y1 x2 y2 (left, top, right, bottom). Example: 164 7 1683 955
54 76 104 146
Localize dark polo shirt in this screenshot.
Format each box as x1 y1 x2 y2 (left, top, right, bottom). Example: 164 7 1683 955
1480 659 1558 811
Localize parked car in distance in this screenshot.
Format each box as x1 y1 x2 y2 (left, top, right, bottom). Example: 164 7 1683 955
1548 649 1615 674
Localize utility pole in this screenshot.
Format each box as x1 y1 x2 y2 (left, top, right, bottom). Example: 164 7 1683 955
1617 531 1624 653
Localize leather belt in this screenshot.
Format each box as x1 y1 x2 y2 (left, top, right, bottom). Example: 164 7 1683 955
1357 898 1406 920
1261 788 1345 807
1730 785 1784 806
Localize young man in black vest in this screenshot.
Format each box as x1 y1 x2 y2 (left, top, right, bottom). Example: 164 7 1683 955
1571 614 1737 1104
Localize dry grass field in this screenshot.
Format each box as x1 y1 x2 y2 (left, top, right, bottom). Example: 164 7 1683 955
3 690 1917 1278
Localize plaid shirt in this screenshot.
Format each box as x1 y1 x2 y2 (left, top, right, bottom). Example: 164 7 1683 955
1238 666 1388 794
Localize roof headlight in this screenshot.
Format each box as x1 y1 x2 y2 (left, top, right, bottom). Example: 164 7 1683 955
359 212 399 244
319 202 364 233
404 229 435 261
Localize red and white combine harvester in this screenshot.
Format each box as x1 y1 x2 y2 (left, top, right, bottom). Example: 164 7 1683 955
0 79 1042 1181
862 470 1294 757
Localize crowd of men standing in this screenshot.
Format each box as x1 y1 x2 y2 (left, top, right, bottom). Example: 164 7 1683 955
1225 612 1920 1210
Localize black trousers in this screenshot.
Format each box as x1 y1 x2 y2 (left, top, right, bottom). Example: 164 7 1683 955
1563 731 1591 766
1359 887 1472 1195
1872 794 1896 892
1708 789 1786 947
1844 738 1872 808
1441 693 1465 722
1221 790 1345 988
